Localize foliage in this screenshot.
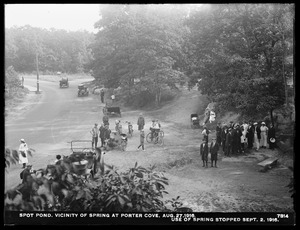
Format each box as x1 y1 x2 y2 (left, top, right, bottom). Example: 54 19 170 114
186 4 294 117
5 66 21 92
90 5 189 106
5 149 186 212
5 26 94 73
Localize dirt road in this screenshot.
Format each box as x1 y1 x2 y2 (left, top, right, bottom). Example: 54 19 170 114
5 76 294 212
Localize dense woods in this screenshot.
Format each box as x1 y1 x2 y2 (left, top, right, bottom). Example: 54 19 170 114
5 3 294 115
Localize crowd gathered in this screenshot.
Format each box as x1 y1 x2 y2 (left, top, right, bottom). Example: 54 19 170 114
16 112 277 187
200 120 276 168
89 113 162 151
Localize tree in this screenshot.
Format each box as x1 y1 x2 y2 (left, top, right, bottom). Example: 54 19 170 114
186 4 294 121
90 4 189 106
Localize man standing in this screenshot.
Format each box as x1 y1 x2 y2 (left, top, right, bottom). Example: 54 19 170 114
103 114 109 127
202 126 210 143
216 122 222 146
221 124 228 154
100 89 105 103
200 138 209 168
246 121 254 149
19 139 29 168
137 113 145 131
137 129 145 151
210 137 219 168
20 164 34 184
90 123 99 149
231 124 238 155
99 123 106 147
225 128 233 157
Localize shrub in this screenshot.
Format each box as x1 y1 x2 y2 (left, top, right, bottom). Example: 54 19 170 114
5 149 186 212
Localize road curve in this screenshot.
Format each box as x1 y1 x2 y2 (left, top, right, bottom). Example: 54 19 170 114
5 77 100 190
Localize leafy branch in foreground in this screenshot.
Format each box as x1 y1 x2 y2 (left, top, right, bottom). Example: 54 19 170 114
5 151 191 212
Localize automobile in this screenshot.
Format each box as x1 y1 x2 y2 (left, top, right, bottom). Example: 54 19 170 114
59 77 69 88
78 84 89 97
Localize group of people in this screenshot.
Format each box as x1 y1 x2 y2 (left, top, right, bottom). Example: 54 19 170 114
200 120 277 167
90 113 161 151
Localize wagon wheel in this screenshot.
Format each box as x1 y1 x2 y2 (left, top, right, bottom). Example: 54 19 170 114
146 133 153 143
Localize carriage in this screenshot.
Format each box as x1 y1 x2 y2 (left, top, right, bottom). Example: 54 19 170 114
191 114 200 129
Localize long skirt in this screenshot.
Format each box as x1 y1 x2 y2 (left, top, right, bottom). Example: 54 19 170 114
19 152 28 164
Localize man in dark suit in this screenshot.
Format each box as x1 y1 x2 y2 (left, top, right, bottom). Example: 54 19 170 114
210 137 219 167
221 125 228 154
225 128 233 157
200 138 209 168
246 121 254 149
216 122 222 146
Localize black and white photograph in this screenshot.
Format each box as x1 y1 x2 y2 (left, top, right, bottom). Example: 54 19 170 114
4 3 295 225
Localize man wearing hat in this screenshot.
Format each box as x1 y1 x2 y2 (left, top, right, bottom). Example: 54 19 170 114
200 138 209 168
20 164 33 184
225 128 233 157
137 113 145 131
221 124 228 154
19 139 29 168
216 122 222 146
210 137 219 167
246 121 254 149
90 123 99 148
260 122 269 149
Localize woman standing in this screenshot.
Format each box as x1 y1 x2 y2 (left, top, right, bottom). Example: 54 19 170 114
253 122 261 151
19 138 29 168
260 122 268 149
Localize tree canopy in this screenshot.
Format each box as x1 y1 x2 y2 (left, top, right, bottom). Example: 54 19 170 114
5 25 94 74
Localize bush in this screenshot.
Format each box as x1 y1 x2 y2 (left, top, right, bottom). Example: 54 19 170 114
5 149 184 212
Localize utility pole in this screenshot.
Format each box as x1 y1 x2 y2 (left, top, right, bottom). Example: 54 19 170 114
36 51 40 94
34 32 40 94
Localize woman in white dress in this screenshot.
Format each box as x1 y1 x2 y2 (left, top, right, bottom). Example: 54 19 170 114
260 122 269 148
19 138 29 168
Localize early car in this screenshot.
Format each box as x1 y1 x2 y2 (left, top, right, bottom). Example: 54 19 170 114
78 84 89 97
59 77 69 88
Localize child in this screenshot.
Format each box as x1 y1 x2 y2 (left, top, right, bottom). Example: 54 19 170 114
137 129 145 151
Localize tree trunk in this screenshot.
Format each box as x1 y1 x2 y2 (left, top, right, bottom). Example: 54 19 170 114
281 27 288 106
